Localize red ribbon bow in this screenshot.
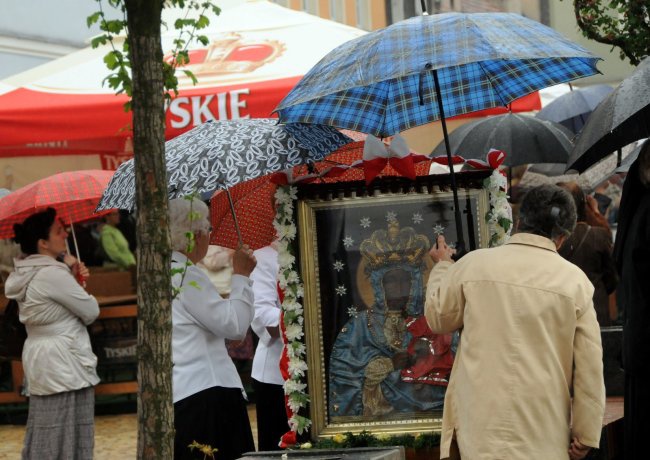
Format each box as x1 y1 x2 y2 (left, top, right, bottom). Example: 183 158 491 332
362 134 423 184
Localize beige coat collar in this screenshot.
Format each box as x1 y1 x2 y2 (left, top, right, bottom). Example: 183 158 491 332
505 232 557 253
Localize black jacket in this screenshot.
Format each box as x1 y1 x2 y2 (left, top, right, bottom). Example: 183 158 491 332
613 161 650 374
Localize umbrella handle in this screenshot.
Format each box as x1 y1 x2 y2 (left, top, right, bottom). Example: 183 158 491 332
224 187 244 248
64 219 88 287
432 68 466 257
68 218 81 263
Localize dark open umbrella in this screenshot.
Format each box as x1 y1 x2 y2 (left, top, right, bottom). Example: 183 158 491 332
536 84 613 133
276 12 599 253
430 113 574 167
566 57 650 172
615 139 647 174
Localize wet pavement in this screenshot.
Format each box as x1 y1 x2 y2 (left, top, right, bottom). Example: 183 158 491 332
0 405 257 459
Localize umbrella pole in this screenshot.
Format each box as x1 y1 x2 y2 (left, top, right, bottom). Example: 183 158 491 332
617 148 622 167
224 187 244 248
69 218 81 262
432 69 466 255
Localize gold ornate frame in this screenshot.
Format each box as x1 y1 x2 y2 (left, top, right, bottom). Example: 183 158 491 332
297 187 489 439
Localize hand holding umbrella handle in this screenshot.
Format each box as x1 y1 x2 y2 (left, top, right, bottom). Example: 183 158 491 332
232 244 257 277
61 253 88 288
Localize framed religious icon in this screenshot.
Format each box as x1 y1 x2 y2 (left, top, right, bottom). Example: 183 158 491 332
296 182 490 438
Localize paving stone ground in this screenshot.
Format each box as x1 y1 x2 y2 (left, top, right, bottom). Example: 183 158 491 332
0 405 258 459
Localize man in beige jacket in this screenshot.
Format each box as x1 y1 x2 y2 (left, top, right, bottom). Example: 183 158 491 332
425 184 605 460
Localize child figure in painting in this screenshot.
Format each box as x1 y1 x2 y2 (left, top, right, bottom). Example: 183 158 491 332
400 316 454 386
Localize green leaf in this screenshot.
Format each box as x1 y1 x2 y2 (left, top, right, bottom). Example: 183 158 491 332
183 70 198 86
196 14 210 29
498 217 512 232
103 51 121 70
103 19 125 34
176 50 190 65
188 281 202 290
197 35 209 46
87 12 102 28
90 35 109 48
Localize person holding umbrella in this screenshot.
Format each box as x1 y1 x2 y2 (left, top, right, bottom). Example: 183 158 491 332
4 208 99 460
425 184 605 460
169 197 257 460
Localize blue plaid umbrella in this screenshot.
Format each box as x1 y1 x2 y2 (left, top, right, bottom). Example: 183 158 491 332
276 12 599 253
276 13 599 136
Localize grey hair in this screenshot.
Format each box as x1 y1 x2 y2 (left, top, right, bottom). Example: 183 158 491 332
517 184 577 242
639 141 650 186
168 197 211 252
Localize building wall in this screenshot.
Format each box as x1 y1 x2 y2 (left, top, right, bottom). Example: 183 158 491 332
548 0 634 85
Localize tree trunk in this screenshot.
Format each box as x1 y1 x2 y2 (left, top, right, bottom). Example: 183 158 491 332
124 1 174 458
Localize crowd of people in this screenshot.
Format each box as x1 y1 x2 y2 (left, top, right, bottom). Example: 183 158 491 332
1 145 648 459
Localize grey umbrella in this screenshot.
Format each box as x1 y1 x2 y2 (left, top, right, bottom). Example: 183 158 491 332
566 57 650 172
97 119 352 211
430 113 574 167
536 84 613 134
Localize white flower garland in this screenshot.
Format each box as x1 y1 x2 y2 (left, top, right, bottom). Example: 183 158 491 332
484 169 513 247
275 175 511 437
274 185 311 435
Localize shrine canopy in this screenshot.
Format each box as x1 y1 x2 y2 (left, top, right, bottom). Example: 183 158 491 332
0 0 540 169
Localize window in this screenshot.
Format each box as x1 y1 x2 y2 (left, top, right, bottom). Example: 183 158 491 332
330 0 345 22
303 0 319 15
356 0 371 30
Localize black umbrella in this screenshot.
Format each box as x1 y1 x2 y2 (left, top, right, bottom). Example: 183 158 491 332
536 84 613 133
566 57 650 172
527 163 567 176
430 113 574 167
615 139 647 174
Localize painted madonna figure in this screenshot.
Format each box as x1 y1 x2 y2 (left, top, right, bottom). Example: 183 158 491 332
329 220 453 419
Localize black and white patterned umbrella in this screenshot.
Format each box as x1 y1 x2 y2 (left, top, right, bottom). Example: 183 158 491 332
97 119 352 211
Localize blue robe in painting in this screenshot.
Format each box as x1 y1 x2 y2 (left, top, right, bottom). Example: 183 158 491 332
328 264 449 418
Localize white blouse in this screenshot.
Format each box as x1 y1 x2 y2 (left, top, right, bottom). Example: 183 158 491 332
171 251 254 403
250 246 284 385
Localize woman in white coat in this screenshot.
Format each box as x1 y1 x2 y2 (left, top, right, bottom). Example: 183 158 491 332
4 208 99 460
169 197 257 460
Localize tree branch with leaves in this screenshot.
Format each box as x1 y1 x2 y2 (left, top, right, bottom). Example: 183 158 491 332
569 0 649 65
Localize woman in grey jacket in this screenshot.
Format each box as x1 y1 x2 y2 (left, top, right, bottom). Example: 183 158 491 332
4 208 99 460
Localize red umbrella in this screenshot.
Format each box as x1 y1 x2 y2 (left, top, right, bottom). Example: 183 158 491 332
210 140 437 250
0 170 114 239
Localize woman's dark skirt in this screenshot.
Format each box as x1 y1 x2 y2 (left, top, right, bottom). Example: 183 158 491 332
252 379 289 452
22 386 95 460
174 386 254 460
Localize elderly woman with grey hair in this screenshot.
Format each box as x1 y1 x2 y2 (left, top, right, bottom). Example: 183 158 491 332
168 197 257 460
425 184 605 460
